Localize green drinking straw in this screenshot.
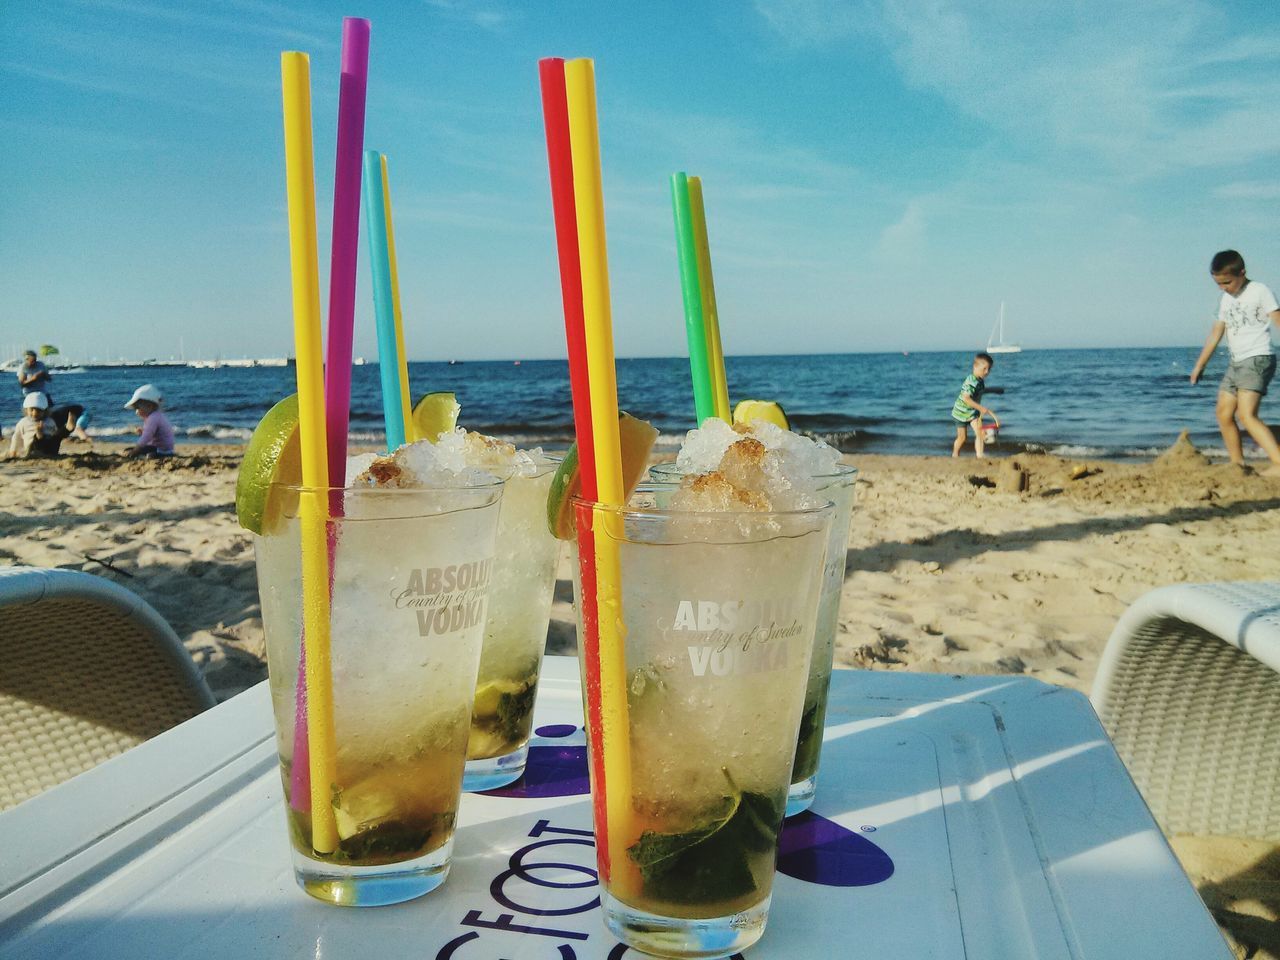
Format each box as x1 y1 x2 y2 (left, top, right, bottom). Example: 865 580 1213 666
670 171 715 425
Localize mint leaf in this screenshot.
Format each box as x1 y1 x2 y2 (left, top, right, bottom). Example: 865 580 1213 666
791 701 821 781
627 771 784 905
630 792 739 875
737 790 782 853
334 812 453 865
497 682 537 743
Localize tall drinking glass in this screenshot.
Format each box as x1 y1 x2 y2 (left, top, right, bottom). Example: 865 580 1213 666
463 460 563 790
255 482 502 906
651 461 857 815
570 490 833 959
781 465 855 813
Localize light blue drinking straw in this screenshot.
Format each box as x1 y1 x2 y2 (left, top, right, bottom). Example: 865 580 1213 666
361 149 405 451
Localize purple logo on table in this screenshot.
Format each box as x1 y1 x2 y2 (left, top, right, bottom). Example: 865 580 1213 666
777 811 894 886
480 725 893 887
480 724 591 799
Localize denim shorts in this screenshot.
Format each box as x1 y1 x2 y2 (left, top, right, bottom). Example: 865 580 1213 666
1221 354 1277 397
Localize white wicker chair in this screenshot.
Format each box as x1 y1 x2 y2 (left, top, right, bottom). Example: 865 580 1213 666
0 566 216 811
1091 581 1280 840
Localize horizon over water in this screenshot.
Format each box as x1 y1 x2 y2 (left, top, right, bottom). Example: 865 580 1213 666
13 346 1272 461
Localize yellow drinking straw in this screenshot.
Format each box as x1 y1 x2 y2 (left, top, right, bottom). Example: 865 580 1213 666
280 51 339 855
688 176 730 421
564 57 634 888
380 154 414 441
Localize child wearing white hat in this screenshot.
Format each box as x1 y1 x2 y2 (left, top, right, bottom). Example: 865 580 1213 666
123 384 176 458
4 393 58 459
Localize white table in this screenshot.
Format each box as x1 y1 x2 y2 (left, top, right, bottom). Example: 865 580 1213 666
0 657 1230 959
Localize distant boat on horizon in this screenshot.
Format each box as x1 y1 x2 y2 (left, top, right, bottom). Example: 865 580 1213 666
987 301 1022 354
188 357 290 369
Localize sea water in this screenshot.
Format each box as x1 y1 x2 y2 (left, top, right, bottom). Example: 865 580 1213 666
36 347 1258 460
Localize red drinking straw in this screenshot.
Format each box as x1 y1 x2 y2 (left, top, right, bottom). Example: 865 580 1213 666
538 56 611 876
291 17 370 814
539 57 595 497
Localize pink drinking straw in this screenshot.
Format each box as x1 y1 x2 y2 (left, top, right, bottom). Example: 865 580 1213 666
291 16 371 813
323 16 370 495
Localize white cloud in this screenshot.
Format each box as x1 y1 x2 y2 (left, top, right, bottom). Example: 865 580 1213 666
608 104 874 206
422 0 514 31
0 115 168 151
756 0 1280 176
36 27 279 95
1213 180 1280 201
753 0 873 45
70 0 333 48
875 196 927 261
0 60 210 111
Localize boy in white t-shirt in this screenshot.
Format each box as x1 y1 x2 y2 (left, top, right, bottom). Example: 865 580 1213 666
1190 249 1280 476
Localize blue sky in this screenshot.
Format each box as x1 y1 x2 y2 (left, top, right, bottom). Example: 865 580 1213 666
3 0 1280 362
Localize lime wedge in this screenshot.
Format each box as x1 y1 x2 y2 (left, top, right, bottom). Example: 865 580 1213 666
546 444 581 539
547 412 659 539
472 678 527 718
732 399 789 430
411 391 461 443
236 394 301 535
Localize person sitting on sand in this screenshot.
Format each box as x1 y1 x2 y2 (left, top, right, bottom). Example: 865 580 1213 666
4 393 59 459
951 352 999 458
1190 250 1280 477
123 384 176 458
16 350 53 405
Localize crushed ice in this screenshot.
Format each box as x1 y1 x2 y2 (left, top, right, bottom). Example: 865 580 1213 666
352 428 550 488
344 453 378 485
669 417 842 512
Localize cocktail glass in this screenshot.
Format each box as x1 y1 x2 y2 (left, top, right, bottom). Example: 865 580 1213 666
463 460 563 790
780 465 855 813
570 488 833 958
255 481 502 906
650 461 857 815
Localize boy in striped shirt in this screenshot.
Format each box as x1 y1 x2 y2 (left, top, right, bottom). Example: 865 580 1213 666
951 352 999 458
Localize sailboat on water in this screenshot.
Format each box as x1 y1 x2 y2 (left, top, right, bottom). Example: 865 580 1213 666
986 301 1022 354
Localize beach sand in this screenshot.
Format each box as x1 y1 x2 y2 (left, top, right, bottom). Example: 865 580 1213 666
1 436 1277 954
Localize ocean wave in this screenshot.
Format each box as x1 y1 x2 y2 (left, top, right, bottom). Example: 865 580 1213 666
90 424 259 441
83 424 389 444
1018 441 1267 461
217 400 285 413
1019 442 1152 459
85 426 140 438
788 412 878 431
1114 447 1174 458
1170 445 1267 460
800 429 870 452
1025 443 1106 458
185 424 253 440
463 425 689 451
78 418 1265 462
469 422 577 440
